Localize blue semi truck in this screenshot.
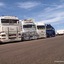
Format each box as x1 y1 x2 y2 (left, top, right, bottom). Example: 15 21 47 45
46 24 55 37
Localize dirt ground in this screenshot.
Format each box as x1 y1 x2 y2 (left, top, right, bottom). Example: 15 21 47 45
0 35 64 64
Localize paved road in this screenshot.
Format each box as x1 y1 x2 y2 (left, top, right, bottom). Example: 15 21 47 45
0 35 64 64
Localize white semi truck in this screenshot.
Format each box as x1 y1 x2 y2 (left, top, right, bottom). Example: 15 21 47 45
0 16 21 42
20 19 38 40
35 22 46 38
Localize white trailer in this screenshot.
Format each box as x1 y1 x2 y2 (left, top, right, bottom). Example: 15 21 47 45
56 30 64 35
35 22 46 38
20 19 38 40
0 16 21 43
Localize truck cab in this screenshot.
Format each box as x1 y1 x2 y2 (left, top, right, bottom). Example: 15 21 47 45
20 19 37 40
36 22 46 38
0 16 21 42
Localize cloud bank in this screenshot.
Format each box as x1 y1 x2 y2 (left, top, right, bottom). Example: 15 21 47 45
0 2 5 7
17 1 40 9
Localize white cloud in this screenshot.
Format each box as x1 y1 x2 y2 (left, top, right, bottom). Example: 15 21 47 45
44 4 64 12
36 4 64 19
60 0 64 2
17 1 40 9
44 7 54 12
51 21 64 25
35 3 64 24
40 16 62 23
0 2 5 7
39 11 64 23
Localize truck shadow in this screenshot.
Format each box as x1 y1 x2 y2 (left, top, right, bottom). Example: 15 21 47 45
0 41 22 45
0 39 37 45
0 36 56 45
0 39 40 45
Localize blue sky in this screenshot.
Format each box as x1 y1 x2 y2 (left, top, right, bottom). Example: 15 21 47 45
0 0 64 30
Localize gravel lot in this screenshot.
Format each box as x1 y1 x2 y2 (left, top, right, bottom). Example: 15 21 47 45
0 35 64 64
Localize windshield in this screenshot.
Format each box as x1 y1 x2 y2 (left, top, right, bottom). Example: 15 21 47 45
46 25 54 30
23 25 35 28
1 19 19 24
37 25 45 29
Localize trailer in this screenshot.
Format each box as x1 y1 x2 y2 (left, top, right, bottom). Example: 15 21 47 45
56 30 64 35
20 19 38 40
0 16 21 43
35 22 46 38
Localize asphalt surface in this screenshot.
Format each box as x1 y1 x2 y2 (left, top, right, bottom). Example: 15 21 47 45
0 35 64 64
